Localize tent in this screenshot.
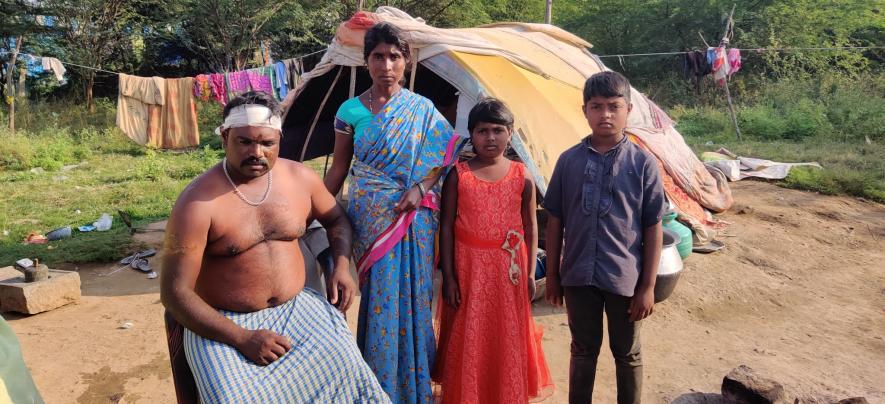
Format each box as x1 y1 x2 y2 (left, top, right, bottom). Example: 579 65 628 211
280 7 732 240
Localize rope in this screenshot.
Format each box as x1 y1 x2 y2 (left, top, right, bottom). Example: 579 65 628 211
595 45 884 59
0 47 329 76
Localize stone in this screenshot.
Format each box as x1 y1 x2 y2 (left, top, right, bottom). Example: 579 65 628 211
0 266 81 315
721 365 789 404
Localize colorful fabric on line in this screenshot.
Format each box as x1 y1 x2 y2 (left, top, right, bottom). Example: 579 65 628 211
339 89 459 403
246 67 274 97
193 74 210 101
208 73 226 105
727 48 742 77
226 71 251 99
183 289 391 404
274 61 288 100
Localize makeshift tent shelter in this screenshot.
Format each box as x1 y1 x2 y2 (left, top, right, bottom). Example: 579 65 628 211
280 7 732 239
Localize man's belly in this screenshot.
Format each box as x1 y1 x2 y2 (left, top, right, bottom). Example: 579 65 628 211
196 241 307 312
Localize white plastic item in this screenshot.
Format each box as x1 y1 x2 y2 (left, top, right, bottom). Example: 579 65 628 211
94 213 113 231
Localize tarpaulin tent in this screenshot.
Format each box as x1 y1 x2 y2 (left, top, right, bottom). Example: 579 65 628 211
280 7 732 239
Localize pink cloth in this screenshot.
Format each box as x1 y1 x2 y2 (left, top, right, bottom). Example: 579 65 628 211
227 71 251 98
727 48 742 77
208 74 226 105
246 68 274 96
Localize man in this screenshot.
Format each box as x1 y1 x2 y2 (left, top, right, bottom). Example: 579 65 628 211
545 71 666 404
161 91 390 403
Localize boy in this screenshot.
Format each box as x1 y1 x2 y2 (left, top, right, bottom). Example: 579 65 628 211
544 71 666 404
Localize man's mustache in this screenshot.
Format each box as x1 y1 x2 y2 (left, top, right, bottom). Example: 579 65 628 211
241 158 268 167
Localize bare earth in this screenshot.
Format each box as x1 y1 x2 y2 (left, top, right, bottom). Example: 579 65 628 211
4 182 884 403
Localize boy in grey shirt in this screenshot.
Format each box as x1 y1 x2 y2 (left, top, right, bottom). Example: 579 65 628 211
544 71 666 404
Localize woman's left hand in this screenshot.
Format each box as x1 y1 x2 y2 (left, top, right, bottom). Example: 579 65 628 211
394 186 423 213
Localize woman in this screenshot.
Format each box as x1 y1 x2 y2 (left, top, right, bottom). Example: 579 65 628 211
324 23 460 403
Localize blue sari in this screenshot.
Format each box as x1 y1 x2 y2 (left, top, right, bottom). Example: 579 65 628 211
335 89 459 403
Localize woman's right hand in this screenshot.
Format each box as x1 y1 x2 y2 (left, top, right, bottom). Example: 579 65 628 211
443 276 461 309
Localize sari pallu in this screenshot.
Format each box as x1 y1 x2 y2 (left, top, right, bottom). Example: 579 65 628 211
340 89 460 403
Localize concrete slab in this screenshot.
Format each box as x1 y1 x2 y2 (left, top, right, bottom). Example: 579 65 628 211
0 266 81 315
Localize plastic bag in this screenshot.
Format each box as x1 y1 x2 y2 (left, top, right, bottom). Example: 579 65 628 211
94 213 113 231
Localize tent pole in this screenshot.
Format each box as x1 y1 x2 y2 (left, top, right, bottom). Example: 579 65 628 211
349 66 357 98
720 4 742 140
545 0 552 24
300 66 344 161
409 47 418 91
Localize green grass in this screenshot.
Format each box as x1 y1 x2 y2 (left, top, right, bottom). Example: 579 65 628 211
0 123 223 267
682 134 885 203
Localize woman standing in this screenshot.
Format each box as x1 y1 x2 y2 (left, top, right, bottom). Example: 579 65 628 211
324 23 460 403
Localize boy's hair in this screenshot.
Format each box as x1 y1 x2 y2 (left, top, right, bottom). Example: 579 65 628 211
582 71 631 104
223 91 281 119
364 22 411 62
467 98 515 133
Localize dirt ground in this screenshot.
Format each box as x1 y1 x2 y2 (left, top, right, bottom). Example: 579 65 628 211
4 181 884 403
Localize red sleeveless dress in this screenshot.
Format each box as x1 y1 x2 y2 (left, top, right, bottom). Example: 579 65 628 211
433 161 554 403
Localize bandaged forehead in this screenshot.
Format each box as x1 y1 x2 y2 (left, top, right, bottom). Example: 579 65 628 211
215 104 282 136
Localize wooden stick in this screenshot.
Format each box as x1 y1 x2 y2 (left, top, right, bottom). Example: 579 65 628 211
409 47 418 91
349 66 357 98
721 4 742 140
6 36 23 132
300 66 343 161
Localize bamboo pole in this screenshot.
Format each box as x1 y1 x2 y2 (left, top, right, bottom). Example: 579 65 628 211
300 66 344 161
6 36 22 132
721 5 742 140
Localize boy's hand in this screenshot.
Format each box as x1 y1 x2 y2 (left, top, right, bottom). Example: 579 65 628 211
545 274 564 307
628 286 655 321
443 277 461 309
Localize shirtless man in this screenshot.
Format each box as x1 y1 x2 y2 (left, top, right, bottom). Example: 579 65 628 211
161 91 389 403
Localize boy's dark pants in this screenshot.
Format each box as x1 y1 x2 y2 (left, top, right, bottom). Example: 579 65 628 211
564 286 642 404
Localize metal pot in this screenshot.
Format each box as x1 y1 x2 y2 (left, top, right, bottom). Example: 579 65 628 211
654 228 684 303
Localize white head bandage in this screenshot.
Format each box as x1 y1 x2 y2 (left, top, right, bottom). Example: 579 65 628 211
215 104 283 136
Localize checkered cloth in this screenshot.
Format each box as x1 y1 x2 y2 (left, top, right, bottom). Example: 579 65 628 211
183 289 390 403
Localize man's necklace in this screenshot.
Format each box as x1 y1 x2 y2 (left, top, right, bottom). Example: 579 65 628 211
222 157 272 206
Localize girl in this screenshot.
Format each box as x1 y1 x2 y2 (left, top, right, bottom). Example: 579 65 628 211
433 98 554 403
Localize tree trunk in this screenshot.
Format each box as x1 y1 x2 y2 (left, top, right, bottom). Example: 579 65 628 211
6 36 23 133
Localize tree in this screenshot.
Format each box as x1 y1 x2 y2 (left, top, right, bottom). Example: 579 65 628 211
50 0 141 112
170 0 343 73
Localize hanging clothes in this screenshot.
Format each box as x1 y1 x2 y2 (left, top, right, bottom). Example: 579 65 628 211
117 74 165 146
274 61 288 100
117 74 200 149
682 50 711 79
40 57 66 83
246 67 274 96
153 77 200 149
208 73 226 105
226 70 251 100
711 47 730 87
283 58 303 91
193 74 210 101
727 48 742 77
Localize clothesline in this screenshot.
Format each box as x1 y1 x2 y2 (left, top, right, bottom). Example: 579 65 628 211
0 47 330 76
595 45 884 58
3 45 882 75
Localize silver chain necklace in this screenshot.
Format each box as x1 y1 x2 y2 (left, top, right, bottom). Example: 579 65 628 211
222 157 272 206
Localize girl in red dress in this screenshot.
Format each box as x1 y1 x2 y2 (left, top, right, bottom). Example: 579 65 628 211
433 98 554 403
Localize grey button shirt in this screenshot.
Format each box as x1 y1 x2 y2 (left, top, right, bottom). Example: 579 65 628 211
544 135 666 297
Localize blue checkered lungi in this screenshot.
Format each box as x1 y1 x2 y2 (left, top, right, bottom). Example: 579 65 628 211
183 289 390 403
